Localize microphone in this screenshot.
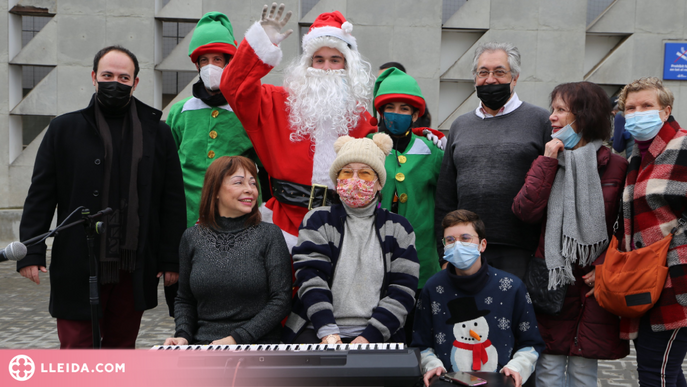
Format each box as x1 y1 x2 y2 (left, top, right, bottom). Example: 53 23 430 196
0 241 27 262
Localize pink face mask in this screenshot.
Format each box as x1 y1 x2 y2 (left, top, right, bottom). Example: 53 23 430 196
336 178 377 208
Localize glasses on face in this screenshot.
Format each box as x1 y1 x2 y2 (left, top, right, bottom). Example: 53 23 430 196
337 168 377 182
442 234 479 246
476 69 509 79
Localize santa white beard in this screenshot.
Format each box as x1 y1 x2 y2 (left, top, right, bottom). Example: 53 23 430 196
285 68 364 141
284 67 369 188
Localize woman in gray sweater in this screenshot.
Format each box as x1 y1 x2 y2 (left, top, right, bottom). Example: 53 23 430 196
164 156 291 345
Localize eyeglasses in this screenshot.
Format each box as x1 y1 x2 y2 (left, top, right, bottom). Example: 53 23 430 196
476 69 509 79
337 168 377 182
442 234 479 246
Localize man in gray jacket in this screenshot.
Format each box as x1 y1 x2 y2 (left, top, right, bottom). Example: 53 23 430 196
434 42 551 280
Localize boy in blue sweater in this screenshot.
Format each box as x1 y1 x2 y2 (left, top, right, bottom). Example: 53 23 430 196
412 210 544 387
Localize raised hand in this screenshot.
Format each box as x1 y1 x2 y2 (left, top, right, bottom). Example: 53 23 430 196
544 138 565 158
260 3 293 45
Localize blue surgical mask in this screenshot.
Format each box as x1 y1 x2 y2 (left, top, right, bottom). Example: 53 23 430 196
443 242 481 270
624 110 664 141
383 112 413 135
551 121 581 149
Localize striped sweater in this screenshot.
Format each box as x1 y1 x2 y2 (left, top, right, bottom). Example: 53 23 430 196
282 203 420 343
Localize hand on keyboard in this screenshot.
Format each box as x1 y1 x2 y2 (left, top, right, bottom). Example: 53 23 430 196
211 336 237 345
163 337 188 346
350 336 370 344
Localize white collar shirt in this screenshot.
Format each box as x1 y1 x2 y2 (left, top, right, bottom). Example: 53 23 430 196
475 92 522 119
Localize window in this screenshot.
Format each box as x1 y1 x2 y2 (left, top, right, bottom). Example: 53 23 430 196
587 0 615 26
301 0 320 17
161 21 197 108
17 16 55 148
442 0 468 25
21 15 51 47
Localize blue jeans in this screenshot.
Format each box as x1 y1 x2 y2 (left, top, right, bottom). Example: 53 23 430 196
634 315 687 387
535 354 597 387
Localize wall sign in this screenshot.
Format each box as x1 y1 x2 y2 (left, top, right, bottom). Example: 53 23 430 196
664 42 687 80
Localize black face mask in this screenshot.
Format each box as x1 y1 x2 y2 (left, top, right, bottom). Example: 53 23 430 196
97 81 133 110
475 82 512 111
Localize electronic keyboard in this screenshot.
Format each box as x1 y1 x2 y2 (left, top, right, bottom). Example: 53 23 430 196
151 343 421 386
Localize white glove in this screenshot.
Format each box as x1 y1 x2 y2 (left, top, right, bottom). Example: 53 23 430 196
425 131 447 151
260 3 293 45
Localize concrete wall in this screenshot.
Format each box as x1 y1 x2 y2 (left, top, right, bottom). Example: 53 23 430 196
2 0 687 243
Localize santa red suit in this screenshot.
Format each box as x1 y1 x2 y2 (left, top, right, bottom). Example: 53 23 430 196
221 11 376 250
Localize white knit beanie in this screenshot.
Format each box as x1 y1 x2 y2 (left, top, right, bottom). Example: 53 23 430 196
329 133 392 186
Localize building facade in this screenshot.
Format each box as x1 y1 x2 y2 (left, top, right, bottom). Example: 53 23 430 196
1 0 687 243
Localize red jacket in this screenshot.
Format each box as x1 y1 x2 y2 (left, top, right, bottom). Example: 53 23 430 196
512 146 629 359
220 22 376 237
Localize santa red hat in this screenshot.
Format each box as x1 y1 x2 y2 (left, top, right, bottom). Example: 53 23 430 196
301 11 357 54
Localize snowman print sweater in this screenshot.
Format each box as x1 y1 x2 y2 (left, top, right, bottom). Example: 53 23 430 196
411 258 544 383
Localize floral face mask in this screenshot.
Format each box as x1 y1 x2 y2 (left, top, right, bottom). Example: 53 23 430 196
336 178 377 208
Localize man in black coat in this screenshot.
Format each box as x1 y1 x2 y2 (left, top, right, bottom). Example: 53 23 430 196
17 46 186 348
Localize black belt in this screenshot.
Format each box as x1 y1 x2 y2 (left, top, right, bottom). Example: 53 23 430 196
270 177 340 210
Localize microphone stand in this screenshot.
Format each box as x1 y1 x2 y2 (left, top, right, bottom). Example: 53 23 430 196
23 207 112 349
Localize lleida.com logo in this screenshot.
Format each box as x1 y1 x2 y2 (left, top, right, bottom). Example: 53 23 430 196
9 354 125 381
9 355 35 381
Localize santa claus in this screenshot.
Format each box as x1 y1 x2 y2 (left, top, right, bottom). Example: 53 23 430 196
221 3 377 250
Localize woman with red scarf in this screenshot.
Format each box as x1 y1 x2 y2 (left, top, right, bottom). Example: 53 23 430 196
616 77 687 387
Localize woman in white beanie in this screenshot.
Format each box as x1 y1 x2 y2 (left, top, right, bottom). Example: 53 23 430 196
282 133 420 344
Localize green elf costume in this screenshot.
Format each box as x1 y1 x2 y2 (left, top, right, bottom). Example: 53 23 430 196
371 68 443 288
167 12 264 227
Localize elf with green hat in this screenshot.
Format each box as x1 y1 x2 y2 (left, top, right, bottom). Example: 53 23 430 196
370 67 443 311
167 12 266 228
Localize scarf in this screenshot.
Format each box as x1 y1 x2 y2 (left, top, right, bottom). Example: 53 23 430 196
544 139 608 289
192 79 228 107
94 97 143 284
453 339 492 371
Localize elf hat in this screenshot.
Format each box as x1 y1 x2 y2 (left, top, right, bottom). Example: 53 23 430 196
373 67 426 118
302 11 357 58
188 12 238 63
329 133 392 187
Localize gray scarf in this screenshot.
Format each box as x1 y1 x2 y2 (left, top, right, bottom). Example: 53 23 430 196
544 140 608 289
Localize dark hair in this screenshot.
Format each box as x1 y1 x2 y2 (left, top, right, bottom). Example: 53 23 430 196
379 61 406 73
381 102 419 116
379 102 433 130
93 45 140 79
412 108 432 129
195 53 233 67
198 156 261 229
441 209 486 241
550 82 612 142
